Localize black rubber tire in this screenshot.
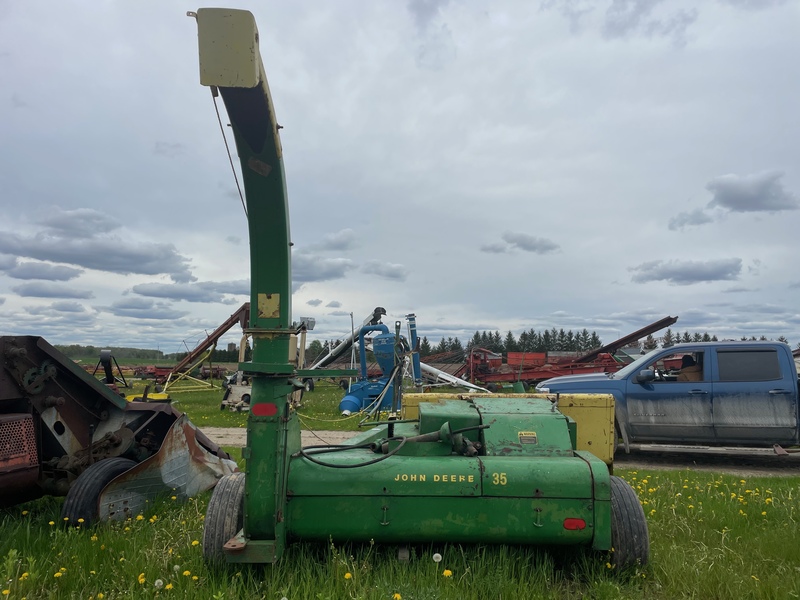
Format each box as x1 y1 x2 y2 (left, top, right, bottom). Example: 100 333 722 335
241 394 251 405
303 378 315 392
203 472 246 563
609 475 650 569
339 379 348 390
61 457 137 525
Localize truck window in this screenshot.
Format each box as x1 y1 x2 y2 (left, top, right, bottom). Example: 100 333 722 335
716 350 781 382
647 351 703 382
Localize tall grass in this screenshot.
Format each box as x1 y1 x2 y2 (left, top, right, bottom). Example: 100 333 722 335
2 468 798 599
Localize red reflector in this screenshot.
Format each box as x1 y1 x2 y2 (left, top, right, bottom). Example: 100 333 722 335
563 518 586 530
251 403 279 417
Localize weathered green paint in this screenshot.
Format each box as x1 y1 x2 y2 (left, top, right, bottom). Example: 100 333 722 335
195 8 621 565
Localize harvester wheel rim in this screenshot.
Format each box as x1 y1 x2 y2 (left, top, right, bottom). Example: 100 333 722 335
202 471 246 563
609 475 650 569
60 457 137 526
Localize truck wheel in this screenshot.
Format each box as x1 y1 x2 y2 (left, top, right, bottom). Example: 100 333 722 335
203 472 246 563
61 457 137 526
609 475 649 569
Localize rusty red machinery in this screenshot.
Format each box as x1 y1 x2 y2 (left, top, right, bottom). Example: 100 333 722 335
0 336 236 520
468 317 678 389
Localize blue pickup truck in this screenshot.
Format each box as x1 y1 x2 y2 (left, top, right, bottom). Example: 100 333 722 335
536 341 800 453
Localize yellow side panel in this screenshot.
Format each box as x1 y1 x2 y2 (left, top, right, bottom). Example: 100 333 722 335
557 394 615 466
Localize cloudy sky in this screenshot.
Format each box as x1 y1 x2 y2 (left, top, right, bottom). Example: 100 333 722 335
1 0 799 355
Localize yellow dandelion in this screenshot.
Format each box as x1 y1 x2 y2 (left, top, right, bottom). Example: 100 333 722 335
443 569 453 577
98 594 104 599
21 510 28 515
2 590 10 596
344 572 352 580
166 584 173 590
49 521 55 526
138 573 146 585
91 535 98 542
63 517 69 521
191 540 200 547
392 594 402 600
59 568 66 573
77 518 85 524
192 576 198 581
136 515 144 521
183 570 191 577
90 571 96 575
606 562 613 569
761 511 767 516
53 572 63 578
752 575 760 581
171 496 177 501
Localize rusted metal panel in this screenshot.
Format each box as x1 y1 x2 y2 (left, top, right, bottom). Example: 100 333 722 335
98 415 238 521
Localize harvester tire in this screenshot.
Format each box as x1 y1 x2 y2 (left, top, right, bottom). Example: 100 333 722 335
203 471 246 563
609 475 649 569
303 378 315 392
61 457 137 526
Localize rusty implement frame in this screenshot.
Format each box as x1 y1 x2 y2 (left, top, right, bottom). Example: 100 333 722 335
99 414 238 520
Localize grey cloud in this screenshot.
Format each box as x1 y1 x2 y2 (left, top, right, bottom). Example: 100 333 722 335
105 298 189 320
0 230 195 284
407 0 450 31
12 281 94 299
502 232 560 254
8 261 82 281
313 229 357 252
723 286 755 293
0 298 5 306
306 299 323 307
602 0 698 45
153 141 186 157
0 254 17 270
706 171 798 213
328 310 351 317
540 0 596 33
362 260 409 281
480 243 508 254
25 305 95 323
668 208 715 230
326 300 342 308
132 280 249 303
630 258 742 285
225 235 242 245
293 253 355 283
719 0 788 9
51 301 88 313
38 207 122 237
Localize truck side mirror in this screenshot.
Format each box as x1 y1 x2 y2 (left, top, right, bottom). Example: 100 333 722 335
635 369 655 383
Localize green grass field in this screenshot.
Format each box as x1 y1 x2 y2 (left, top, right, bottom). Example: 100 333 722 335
2 381 799 599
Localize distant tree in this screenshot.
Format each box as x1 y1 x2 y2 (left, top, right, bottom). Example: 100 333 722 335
305 340 324 364
777 335 789 345
680 331 692 343
419 336 433 357
504 331 519 352
643 334 658 351
577 329 591 352
711 335 718 341
434 338 448 354
451 337 464 355
468 331 482 351
702 332 712 342
589 331 602 349
693 332 703 342
490 331 503 353
662 328 674 347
